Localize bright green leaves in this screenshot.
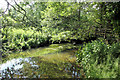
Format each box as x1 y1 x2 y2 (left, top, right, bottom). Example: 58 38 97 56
50 31 72 43
2 27 49 55
41 2 80 28
76 40 120 78
3 1 47 27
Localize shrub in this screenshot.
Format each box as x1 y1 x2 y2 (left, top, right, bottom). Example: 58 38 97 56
76 40 109 64
1 27 50 55
76 40 120 78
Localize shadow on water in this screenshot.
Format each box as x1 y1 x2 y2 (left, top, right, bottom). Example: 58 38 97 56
0 50 84 78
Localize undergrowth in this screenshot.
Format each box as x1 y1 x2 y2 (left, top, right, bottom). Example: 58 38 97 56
76 40 120 78
1 27 50 56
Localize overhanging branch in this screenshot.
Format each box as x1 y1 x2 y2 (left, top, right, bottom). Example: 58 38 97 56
4 0 38 27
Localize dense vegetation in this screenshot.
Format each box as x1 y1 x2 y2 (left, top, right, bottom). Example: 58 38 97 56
0 0 120 78
76 40 120 78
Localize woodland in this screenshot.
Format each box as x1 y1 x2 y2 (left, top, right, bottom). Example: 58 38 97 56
0 0 120 78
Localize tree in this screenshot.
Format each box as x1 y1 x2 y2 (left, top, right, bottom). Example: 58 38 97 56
86 2 120 43
3 0 47 28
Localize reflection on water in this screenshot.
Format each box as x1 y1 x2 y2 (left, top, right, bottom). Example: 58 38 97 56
1 50 83 78
0 58 23 71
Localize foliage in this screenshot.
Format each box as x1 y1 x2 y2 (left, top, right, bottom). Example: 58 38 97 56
50 31 72 43
41 2 79 28
86 2 120 42
76 40 120 78
1 27 50 55
84 55 119 78
41 2 96 41
2 1 47 27
2 2 120 43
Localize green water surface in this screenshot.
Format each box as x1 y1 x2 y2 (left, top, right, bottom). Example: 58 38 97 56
1 43 82 78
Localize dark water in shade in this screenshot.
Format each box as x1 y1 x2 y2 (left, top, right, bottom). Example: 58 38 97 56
0 50 82 78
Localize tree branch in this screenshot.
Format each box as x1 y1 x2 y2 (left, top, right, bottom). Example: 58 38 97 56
4 0 38 27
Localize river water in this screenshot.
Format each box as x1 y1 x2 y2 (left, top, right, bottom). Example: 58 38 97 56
0 43 82 78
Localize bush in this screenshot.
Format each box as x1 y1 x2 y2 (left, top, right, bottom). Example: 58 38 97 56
76 40 108 64
76 40 120 78
1 27 50 55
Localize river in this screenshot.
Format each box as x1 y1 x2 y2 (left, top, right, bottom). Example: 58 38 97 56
0 43 83 78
